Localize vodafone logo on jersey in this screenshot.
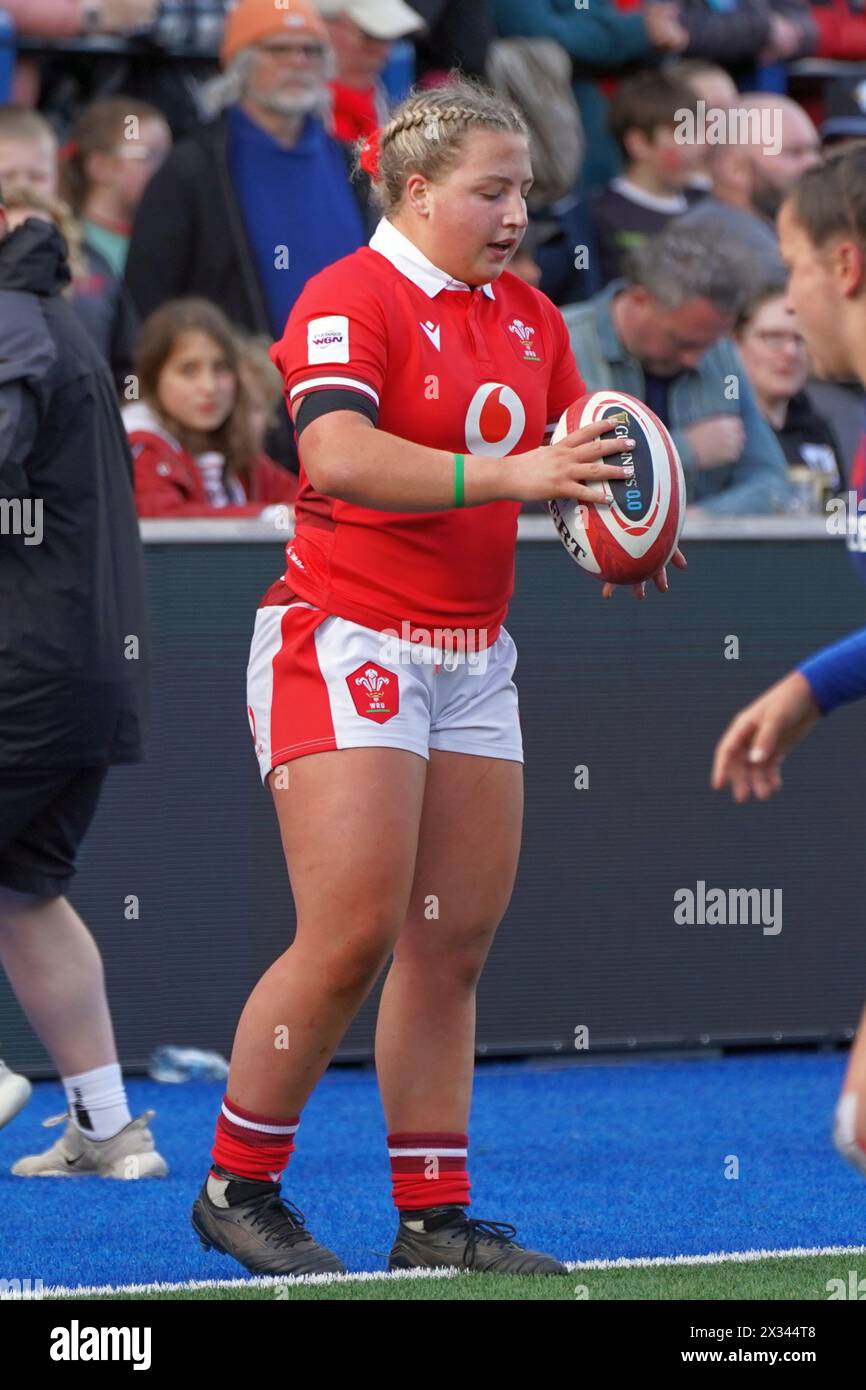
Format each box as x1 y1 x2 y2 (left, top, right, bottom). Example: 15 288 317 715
465 384 526 458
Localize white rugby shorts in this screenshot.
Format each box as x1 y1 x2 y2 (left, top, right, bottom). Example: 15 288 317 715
246 602 523 783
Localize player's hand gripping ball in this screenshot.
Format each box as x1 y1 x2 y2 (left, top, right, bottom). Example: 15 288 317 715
549 390 686 586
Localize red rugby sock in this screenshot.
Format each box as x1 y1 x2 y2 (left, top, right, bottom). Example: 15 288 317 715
388 1130 470 1211
211 1097 299 1184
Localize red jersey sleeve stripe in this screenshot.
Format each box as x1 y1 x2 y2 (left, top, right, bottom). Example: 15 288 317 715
289 375 380 406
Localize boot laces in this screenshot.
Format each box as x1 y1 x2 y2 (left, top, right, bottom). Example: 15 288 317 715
246 1190 309 1249
460 1215 518 1268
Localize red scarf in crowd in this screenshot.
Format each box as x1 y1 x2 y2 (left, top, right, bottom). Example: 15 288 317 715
329 81 379 144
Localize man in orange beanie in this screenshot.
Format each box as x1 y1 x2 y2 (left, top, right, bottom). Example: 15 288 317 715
126 0 373 355
217 0 335 127
221 0 329 70
125 0 374 480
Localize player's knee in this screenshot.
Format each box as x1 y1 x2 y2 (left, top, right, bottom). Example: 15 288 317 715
432 954 486 992
396 920 497 989
833 1092 866 1178
322 915 401 997
325 945 392 999
441 942 492 990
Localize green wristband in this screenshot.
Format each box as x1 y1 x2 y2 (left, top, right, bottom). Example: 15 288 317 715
454 452 465 508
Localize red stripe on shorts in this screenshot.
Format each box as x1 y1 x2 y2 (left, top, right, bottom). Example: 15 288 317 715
269 603 337 762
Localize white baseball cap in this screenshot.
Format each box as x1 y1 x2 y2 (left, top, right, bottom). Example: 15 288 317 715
314 0 426 40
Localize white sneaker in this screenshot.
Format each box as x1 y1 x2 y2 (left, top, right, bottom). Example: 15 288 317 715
0 1060 32 1130
11 1108 169 1178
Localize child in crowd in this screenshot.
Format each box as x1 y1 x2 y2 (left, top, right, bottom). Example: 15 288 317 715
59 97 172 278
0 104 55 195
0 104 138 391
588 70 705 286
126 299 298 518
671 58 739 194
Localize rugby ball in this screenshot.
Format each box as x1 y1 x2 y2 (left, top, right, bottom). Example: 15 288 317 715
548 390 685 585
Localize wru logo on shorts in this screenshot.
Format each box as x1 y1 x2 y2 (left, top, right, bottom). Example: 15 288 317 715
346 663 399 723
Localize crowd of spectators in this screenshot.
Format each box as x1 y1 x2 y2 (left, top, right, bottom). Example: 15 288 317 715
1 0 865 519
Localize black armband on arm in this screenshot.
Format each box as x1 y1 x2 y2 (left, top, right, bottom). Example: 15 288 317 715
294 388 378 436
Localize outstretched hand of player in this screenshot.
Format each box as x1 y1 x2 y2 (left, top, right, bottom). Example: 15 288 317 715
711 671 821 803
601 546 687 601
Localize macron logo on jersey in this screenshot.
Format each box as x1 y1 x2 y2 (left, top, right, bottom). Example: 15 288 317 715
308 315 350 364
420 320 441 351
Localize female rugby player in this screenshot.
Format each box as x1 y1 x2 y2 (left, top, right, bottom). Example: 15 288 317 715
192 78 684 1277
712 145 866 1181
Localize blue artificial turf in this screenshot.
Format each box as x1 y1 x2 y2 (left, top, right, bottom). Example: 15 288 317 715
1 1051 863 1289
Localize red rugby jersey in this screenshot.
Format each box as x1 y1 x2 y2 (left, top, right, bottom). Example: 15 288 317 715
267 216 585 643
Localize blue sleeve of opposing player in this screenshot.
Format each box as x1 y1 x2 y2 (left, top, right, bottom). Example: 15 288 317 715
798 627 866 715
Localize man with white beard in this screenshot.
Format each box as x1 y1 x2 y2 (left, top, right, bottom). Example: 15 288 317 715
125 0 374 340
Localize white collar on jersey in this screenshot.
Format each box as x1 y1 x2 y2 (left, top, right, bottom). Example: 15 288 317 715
369 216 496 300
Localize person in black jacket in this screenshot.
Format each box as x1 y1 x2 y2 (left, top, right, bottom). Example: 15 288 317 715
409 0 494 81
679 0 816 72
0 106 140 398
0 194 166 1178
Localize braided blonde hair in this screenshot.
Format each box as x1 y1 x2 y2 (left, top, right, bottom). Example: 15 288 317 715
364 78 529 215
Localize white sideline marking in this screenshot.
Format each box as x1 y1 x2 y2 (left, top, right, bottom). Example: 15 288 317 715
568 1244 866 1271
20 1245 866 1299
38 1268 462 1298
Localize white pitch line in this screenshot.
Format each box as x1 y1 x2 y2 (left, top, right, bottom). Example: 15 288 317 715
567 1244 866 1271
34 1268 464 1299
15 1245 866 1300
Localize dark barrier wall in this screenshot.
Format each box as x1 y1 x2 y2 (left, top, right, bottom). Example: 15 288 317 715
3 518 866 1074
